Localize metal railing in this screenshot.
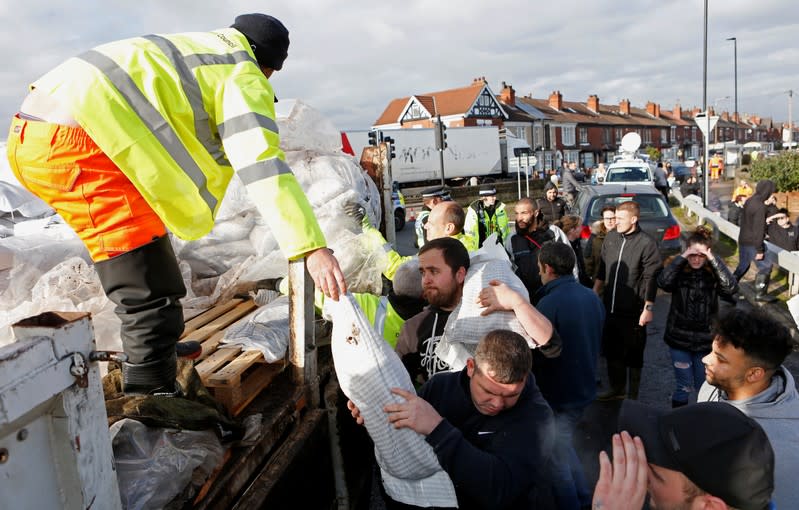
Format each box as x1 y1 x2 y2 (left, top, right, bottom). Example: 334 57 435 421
673 188 799 295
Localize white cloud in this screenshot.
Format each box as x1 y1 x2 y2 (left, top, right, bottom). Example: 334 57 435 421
0 0 796 131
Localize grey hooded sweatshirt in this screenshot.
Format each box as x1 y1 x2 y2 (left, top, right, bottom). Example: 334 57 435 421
698 367 799 508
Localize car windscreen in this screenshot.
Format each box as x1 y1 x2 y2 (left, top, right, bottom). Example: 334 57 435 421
589 194 669 219
605 167 651 182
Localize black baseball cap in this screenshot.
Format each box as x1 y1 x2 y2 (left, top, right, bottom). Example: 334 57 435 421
619 401 774 510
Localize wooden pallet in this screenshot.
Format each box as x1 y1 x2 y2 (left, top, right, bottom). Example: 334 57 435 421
181 298 286 416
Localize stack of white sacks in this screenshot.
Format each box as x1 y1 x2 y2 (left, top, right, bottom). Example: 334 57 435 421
0 100 385 354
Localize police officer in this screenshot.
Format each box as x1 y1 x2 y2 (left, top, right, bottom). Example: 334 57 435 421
415 186 448 248
464 185 510 247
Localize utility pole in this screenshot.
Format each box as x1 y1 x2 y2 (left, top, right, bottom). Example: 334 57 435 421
790 89 794 150
702 0 709 207
726 37 738 126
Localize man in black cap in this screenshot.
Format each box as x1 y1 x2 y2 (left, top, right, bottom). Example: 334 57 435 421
6 13 346 396
592 401 775 510
415 185 449 248
464 185 510 247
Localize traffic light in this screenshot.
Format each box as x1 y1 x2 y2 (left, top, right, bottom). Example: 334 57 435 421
435 123 448 150
367 130 379 146
383 136 396 159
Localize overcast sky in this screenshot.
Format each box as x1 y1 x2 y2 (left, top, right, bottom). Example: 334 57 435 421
1 0 797 131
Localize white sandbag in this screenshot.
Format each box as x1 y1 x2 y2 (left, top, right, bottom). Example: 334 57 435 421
437 235 534 370
275 99 342 154
220 295 289 363
327 295 457 508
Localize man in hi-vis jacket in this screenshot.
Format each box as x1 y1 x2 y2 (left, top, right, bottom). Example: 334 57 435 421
6 14 345 396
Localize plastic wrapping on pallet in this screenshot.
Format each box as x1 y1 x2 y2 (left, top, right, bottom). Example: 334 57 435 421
111 418 225 510
220 295 290 363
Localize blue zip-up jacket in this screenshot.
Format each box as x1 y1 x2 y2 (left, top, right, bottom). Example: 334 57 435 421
533 275 605 410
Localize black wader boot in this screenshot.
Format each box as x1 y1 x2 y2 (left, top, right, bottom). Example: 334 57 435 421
95 236 187 395
754 273 777 303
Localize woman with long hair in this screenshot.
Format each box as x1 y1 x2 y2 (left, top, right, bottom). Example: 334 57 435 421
657 226 738 407
583 205 616 282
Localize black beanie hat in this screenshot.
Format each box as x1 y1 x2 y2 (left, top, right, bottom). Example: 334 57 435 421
231 14 290 70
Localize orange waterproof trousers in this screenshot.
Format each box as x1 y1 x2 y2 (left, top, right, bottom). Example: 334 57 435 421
6 115 166 262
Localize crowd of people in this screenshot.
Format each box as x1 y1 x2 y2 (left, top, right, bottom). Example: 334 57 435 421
8 10 793 508
341 172 796 509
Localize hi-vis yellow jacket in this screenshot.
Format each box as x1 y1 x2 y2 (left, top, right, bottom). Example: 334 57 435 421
31 28 325 259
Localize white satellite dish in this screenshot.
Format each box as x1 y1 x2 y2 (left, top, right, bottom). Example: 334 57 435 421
620 132 642 154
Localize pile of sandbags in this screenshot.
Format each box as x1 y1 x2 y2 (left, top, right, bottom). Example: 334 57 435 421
0 100 385 351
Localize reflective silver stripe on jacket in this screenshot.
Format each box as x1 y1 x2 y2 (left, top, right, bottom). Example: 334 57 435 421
373 296 389 337
610 235 627 314
143 35 229 168
218 112 279 140
78 49 219 213
237 158 292 185
184 51 254 68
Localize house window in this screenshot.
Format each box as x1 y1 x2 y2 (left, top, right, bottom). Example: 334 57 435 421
692 127 697 142
565 150 579 164
544 152 553 170
581 153 594 168
661 129 668 144
615 127 623 142
533 125 543 149
602 128 611 144
579 127 588 144
507 126 525 139
670 126 677 142
562 126 575 146
547 125 554 149
643 129 652 144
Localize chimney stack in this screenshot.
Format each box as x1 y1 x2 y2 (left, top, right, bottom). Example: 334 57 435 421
646 101 657 117
472 76 487 87
620 99 631 115
500 81 516 106
549 90 563 111
587 94 599 113
673 103 683 120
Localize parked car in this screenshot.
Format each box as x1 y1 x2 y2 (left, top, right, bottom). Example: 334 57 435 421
392 182 406 231
573 184 681 257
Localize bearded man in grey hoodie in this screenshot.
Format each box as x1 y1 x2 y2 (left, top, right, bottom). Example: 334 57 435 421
698 307 798 509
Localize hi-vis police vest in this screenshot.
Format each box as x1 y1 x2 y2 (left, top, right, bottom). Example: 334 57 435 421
31 28 325 259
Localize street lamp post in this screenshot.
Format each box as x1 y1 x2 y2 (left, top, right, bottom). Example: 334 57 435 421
726 37 738 136
702 0 709 207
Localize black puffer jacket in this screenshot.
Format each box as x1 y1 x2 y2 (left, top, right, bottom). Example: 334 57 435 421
657 255 738 351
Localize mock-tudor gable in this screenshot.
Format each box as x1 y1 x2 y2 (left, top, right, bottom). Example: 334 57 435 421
373 79 508 127
399 95 435 123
